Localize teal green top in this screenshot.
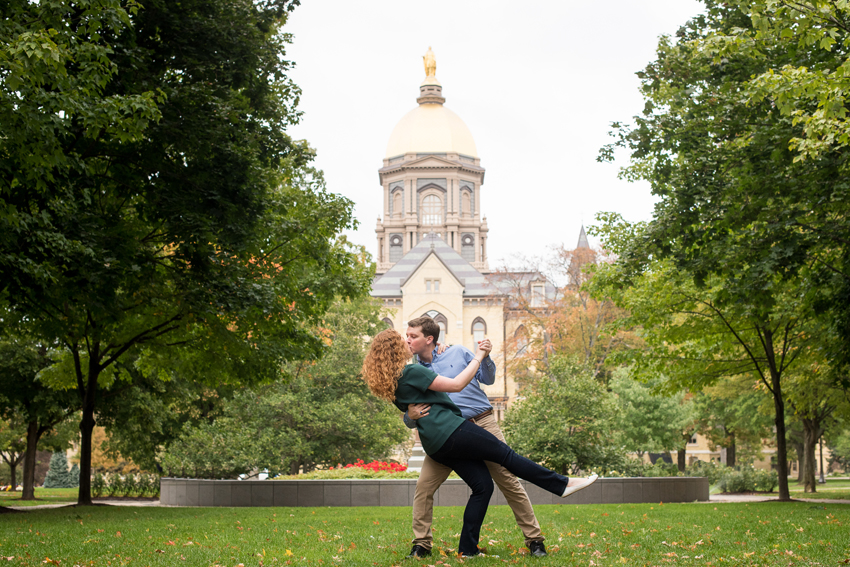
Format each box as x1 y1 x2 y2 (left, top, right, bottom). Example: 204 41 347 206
393 364 465 454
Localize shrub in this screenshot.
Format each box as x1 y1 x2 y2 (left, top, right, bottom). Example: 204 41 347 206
603 458 680 478
686 460 727 485
333 460 407 473
92 472 106 497
91 473 159 498
275 469 421 480
275 459 417 480
715 465 777 493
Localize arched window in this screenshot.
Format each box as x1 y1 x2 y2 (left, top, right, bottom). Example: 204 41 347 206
514 325 529 355
421 195 442 226
471 317 486 349
382 317 394 329
423 310 447 344
461 234 475 262
389 234 403 263
392 191 402 217
461 192 471 216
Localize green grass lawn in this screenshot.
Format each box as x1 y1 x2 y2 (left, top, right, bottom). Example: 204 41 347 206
0 488 77 507
2 502 849 566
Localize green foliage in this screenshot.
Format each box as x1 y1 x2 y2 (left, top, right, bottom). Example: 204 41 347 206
593 0 850 497
91 471 159 498
692 377 774 466
43 452 78 489
599 456 680 478
686 459 728 485
826 427 850 472
610 368 695 457
160 296 407 479
716 465 779 493
1 0 370 503
503 357 621 475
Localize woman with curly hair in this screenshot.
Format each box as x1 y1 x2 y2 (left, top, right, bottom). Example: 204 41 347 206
362 329 597 557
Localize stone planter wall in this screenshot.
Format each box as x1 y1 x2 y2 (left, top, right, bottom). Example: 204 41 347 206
160 476 708 507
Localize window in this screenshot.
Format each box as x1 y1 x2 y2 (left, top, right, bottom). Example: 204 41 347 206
461 191 471 215
472 320 485 349
689 436 698 445
382 317 394 329
425 279 440 293
389 234 403 263
421 195 442 226
424 310 447 344
515 325 529 355
461 234 475 262
392 191 402 216
531 283 545 307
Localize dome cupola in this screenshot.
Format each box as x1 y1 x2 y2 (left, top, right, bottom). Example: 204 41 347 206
384 47 478 159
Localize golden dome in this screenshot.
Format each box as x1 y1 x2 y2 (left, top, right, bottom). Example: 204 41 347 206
385 103 478 159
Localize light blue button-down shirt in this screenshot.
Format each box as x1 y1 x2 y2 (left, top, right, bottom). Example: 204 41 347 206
410 345 497 421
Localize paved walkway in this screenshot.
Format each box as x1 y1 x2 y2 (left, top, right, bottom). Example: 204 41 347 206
709 493 850 504
6 494 850 510
3 499 161 511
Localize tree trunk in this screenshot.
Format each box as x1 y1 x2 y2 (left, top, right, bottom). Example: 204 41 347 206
77 399 96 505
21 421 40 500
801 418 820 493
9 460 17 489
793 440 805 483
726 431 736 468
76 353 100 506
770 370 790 501
677 448 686 473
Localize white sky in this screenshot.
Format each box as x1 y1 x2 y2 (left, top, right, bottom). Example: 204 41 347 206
284 0 704 267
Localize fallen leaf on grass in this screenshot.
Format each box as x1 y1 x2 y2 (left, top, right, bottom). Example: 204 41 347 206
285 550 293 556
42 559 60 565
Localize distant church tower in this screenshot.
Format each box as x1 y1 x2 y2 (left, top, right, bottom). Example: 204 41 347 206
374 47 489 275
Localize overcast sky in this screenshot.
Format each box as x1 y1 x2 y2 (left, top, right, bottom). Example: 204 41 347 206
284 0 704 267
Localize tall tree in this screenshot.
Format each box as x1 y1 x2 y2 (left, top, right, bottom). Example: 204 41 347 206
1 0 370 504
595 0 850 499
590 236 815 501
0 340 77 500
784 360 849 492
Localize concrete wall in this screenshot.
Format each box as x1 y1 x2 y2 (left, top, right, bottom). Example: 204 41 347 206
161 477 708 507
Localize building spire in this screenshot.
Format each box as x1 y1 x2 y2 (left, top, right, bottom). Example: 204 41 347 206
577 225 590 249
417 47 445 105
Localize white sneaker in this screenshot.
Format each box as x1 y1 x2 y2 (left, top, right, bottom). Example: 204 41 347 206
561 473 599 497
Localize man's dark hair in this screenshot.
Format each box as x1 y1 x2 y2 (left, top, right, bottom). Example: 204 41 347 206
407 316 440 344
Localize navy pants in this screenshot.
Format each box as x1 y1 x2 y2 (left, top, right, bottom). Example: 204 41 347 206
429 420 568 555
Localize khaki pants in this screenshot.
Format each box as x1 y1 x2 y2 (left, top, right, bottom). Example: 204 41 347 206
412 412 543 549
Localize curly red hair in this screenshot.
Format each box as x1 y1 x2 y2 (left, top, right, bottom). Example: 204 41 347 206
362 329 410 402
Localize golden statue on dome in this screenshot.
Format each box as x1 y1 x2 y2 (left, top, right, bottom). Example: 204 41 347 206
423 47 436 78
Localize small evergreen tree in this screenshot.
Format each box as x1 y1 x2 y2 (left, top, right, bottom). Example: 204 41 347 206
43 452 79 488
69 464 80 486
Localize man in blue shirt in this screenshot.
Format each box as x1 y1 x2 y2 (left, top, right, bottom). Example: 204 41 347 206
403 316 547 558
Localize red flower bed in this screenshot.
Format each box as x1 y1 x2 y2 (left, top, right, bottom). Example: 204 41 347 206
331 459 407 473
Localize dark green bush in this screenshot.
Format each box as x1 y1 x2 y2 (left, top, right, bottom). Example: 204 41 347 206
715 466 778 493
